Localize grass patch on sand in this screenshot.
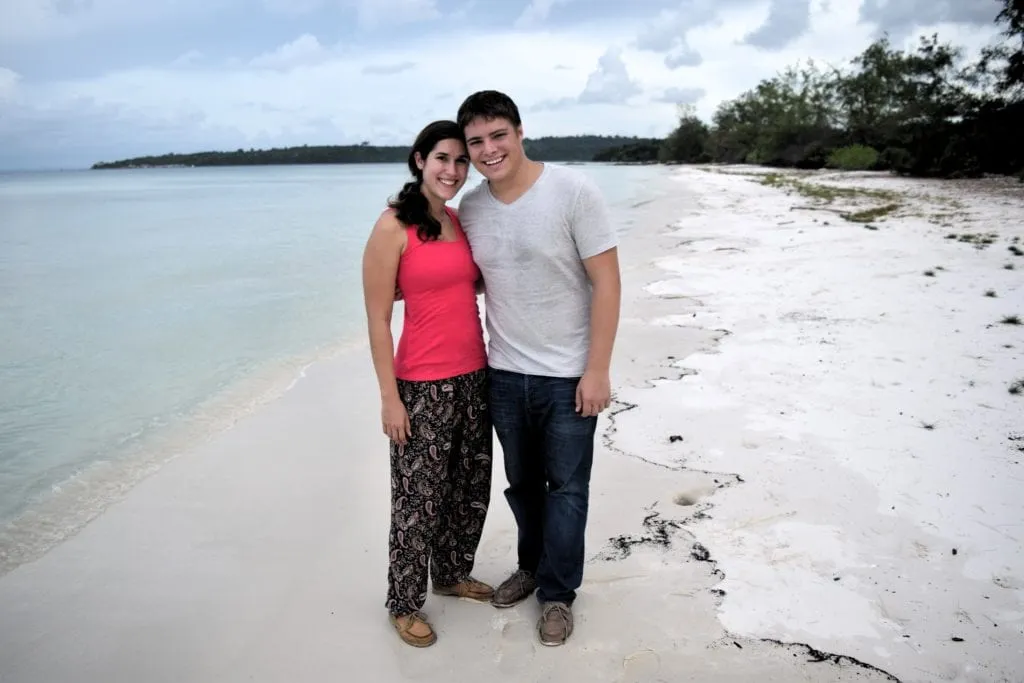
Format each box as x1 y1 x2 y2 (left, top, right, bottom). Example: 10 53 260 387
1010 379 1024 396
760 173 899 204
1001 315 1022 325
759 172 908 228
843 204 900 223
945 232 999 250
930 212 968 226
986 289 998 298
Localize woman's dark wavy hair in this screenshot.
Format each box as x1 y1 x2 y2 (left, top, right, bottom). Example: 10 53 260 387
388 120 465 242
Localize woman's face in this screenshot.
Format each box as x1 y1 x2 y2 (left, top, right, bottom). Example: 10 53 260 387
416 138 469 203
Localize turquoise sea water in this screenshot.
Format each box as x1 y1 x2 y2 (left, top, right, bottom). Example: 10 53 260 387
0 161 670 571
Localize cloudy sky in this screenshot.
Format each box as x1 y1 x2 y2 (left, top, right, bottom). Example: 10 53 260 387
0 0 1006 169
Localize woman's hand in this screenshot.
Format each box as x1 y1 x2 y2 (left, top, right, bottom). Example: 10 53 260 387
382 396 412 445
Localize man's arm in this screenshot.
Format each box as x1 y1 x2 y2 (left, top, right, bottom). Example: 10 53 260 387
576 247 621 416
583 246 621 374
569 173 621 417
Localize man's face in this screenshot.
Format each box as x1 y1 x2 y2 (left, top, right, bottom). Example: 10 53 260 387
463 116 523 183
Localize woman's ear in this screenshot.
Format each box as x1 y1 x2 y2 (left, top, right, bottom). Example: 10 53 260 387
414 152 425 171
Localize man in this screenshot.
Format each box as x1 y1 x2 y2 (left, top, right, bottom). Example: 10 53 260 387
455 90 621 646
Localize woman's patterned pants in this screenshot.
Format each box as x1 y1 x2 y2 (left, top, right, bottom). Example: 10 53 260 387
386 368 492 616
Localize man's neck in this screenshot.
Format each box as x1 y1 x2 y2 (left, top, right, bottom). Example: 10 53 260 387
490 159 543 204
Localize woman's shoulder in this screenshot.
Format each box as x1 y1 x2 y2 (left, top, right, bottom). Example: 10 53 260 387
370 209 413 253
374 208 411 234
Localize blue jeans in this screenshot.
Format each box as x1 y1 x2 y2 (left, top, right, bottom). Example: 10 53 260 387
488 367 597 604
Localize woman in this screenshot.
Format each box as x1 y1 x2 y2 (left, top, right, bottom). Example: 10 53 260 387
361 120 494 648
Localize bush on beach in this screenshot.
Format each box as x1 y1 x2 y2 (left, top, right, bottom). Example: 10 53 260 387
827 145 881 171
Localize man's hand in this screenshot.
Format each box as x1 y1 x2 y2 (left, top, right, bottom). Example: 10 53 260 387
576 370 611 417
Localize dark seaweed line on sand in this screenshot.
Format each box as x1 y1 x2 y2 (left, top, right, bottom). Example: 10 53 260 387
760 639 903 682
601 399 681 471
598 314 903 681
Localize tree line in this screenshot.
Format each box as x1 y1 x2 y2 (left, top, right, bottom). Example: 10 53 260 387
91 135 657 169
646 0 1024 179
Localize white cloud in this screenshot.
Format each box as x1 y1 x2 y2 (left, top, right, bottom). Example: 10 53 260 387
633 1 725 69
249 34 329 69
0 0 443 43
514 0 574 28
635 3 719 52
859 0 998 38
743 0 812 50
8 30 615 156
362 61 417 75
656 86 706 104
531 96 577 112
0 0 230 43
171 50 205 68
0 0 55 41
665 44 703 68
448 0 476 22
578 47 642 104
0 68 21 101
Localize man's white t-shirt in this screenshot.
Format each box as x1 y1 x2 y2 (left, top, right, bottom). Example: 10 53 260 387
458 163 618 378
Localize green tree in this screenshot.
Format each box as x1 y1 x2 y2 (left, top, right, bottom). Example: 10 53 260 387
659 104 710 163
996 0 1024 95
702 61 839 167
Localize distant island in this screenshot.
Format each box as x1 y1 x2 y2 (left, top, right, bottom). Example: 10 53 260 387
90 136 662 169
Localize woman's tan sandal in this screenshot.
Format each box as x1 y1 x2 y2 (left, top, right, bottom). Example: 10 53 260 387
432 577 495 602
389 611 437 648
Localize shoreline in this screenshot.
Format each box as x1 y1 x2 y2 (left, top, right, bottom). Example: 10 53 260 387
0 160 659 578
0 334 368 577
0 166 1020 681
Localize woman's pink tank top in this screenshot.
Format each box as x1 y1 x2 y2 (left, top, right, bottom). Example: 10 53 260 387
393 207 487 382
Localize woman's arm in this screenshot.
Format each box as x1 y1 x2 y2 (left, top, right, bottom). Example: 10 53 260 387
361 212 410 442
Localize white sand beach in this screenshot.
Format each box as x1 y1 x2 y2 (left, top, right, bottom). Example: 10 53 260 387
0 165 1021 683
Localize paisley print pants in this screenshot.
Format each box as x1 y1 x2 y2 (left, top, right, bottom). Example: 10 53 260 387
386 368 492 616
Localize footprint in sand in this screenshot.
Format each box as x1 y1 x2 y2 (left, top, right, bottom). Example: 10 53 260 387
992 575 1023 590
673 485 716 508
674 493 700 507
394 632 454 679
479 530 515 561
492 612 536 673
618 648 662 682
